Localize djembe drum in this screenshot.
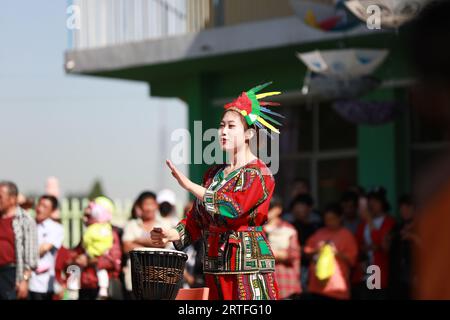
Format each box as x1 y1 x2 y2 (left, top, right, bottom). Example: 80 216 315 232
130 248 188 300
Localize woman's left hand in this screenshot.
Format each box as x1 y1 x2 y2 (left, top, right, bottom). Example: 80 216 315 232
166 160 193 192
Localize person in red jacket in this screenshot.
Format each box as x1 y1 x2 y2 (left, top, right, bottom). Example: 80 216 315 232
354 187 396 299
55 206 122 300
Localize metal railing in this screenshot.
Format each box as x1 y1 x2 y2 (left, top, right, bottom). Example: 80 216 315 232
66 0 294 50
59 198 133 248
67 0 211 49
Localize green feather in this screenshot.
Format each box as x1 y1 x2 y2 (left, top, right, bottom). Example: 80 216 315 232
247 92 261 116
248 81 273 94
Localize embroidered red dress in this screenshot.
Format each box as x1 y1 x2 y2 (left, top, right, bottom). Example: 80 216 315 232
173 158 279 300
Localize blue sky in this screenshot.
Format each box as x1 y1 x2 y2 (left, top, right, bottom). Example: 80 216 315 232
0 1 188 203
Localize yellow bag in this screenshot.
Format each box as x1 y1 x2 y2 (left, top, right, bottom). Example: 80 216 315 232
315 244 336 281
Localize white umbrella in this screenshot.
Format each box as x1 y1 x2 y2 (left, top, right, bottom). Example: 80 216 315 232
289 0 360 31
297 48 389 79
345 0 432 29
297 48 389 100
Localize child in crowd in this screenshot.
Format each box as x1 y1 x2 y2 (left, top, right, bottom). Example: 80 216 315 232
82 197 114 299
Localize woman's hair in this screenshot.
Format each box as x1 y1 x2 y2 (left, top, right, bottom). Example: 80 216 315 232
222 109 257 131
130 202 140 220
130 191 157 219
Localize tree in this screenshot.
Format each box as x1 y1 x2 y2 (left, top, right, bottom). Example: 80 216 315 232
88 179 105 200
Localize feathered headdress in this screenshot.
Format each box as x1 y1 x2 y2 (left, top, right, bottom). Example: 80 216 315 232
224 82 284 135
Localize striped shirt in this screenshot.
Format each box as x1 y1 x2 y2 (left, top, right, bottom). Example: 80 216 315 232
12 207 38 282
264 220 302 299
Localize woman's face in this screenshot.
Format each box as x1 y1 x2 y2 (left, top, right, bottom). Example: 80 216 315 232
140 197 158 221
219 111 250 152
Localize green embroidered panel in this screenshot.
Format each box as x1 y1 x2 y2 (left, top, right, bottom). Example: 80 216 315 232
218 204 237 218
258 240 271 255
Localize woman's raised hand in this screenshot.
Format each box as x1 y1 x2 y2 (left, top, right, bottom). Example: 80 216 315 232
166 159 207 201
166 159 193 192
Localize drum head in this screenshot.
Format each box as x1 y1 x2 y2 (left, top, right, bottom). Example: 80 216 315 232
131 247 188 260
131 247 186 255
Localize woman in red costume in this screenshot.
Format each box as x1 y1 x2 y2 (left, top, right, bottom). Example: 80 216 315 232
151 82 285 300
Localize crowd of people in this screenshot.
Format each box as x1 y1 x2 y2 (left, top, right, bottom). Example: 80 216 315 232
265 179 418 300
0 179 418 300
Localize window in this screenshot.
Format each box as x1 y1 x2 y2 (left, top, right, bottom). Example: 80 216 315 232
279 103 313 153
275 102 357 210
319 102 356 150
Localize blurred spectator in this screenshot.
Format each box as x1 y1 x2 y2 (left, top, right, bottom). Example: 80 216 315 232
354 187 396 299
264 196 301 299
53 246 74 299
109 223 124 300
182 245 196 288
290 194 322 291
45 177 60 198
17 194 35 212
282 178 311 222
62 199 122 300
45 177 61 221
82 197 115 299
340 191 360 234
28 195 64 300
130 199 142 220
119 197 144 298
303 204 357 300
388 195 419 299
157 189 179 228
0 181 38 300
122 191 171 299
